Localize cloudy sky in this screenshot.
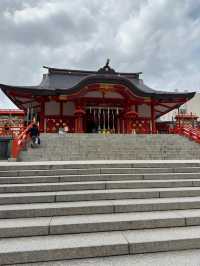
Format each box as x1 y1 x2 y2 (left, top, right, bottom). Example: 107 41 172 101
0 0 200 108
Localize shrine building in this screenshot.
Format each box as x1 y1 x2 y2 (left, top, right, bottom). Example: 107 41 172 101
0 62 195 134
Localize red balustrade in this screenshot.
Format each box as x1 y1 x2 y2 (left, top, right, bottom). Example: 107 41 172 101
0 126 24 137
11 123 34 159
172 125 200 144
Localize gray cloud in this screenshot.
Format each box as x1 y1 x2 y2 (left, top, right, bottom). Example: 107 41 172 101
0 0 200 108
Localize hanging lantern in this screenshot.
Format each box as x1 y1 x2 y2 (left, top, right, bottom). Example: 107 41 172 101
125 110 138 118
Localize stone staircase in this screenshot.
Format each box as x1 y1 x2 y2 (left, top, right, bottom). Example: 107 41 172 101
2 161 200 264
19 133 200 161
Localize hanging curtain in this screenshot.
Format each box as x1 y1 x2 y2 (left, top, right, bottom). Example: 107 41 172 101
98 108 101 131
112 109 115 131
107 107 110 130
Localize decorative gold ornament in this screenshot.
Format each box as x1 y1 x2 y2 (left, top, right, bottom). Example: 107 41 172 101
99 84 114 95
59 95 68 101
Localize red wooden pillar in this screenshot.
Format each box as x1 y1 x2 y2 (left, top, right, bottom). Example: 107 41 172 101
39 101 45 132
178 107 181 128
124 111 138 134
116 115 120 133
74 108 85 133
151 101 156 133
119 114 124 134
60 101 63 118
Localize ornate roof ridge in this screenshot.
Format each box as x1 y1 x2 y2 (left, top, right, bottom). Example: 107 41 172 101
43 62 142 78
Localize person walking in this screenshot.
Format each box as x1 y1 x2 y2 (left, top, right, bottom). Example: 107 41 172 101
28 124 40 147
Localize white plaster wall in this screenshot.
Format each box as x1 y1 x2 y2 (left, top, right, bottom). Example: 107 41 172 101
185 93 200 116
161 93 200 121
83 90 123 99
138 104 151 117
104 91 123 99
84 91 102 97
45 101 60 115
63 101 75 115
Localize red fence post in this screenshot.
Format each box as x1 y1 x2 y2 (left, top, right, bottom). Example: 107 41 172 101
11 138 19 159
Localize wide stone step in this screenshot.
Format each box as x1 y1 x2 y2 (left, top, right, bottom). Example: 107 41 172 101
0 230 128 264
2 172 200 184
27 147 199 152
2 208 200 238
1 179 200 193
0 162 135 171
2 197 200 219
2 166 200 178
23 155 200 161
3 225 200 264
37 149 199 153
44 152 198 156
12 249 200 266
0 166 196 177
0 168 101 177
1 160 200 171
3 187 200 205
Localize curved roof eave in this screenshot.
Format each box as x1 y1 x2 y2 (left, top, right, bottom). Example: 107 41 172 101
0 84 56 96
0 74 196 101
54 74 195 100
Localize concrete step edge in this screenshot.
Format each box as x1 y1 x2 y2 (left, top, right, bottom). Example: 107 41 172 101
1 197 200 218
2 208 200 238
2 187 200 205
2 226 200 264
1 179 200 193
2 173 200 184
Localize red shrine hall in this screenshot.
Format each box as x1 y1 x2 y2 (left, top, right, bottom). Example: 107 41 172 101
0 62 195 134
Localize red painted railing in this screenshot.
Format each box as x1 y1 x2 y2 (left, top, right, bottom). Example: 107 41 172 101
0 126 24 137
172 125 200 144
11 123 33 159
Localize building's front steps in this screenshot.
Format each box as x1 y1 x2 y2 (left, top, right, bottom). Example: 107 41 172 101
12 249 200 266
19 134 200 161
2 161 200 264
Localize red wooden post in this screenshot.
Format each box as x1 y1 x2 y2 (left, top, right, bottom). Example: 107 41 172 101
117 115 120 133
39 101 45 132
60 101 63 118
151 101 156 133
74 108 85 133
178 107 181 128
11 138 19 159
124 110 138 134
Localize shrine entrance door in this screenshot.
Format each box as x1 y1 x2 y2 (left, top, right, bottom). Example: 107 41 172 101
85 107 121 133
